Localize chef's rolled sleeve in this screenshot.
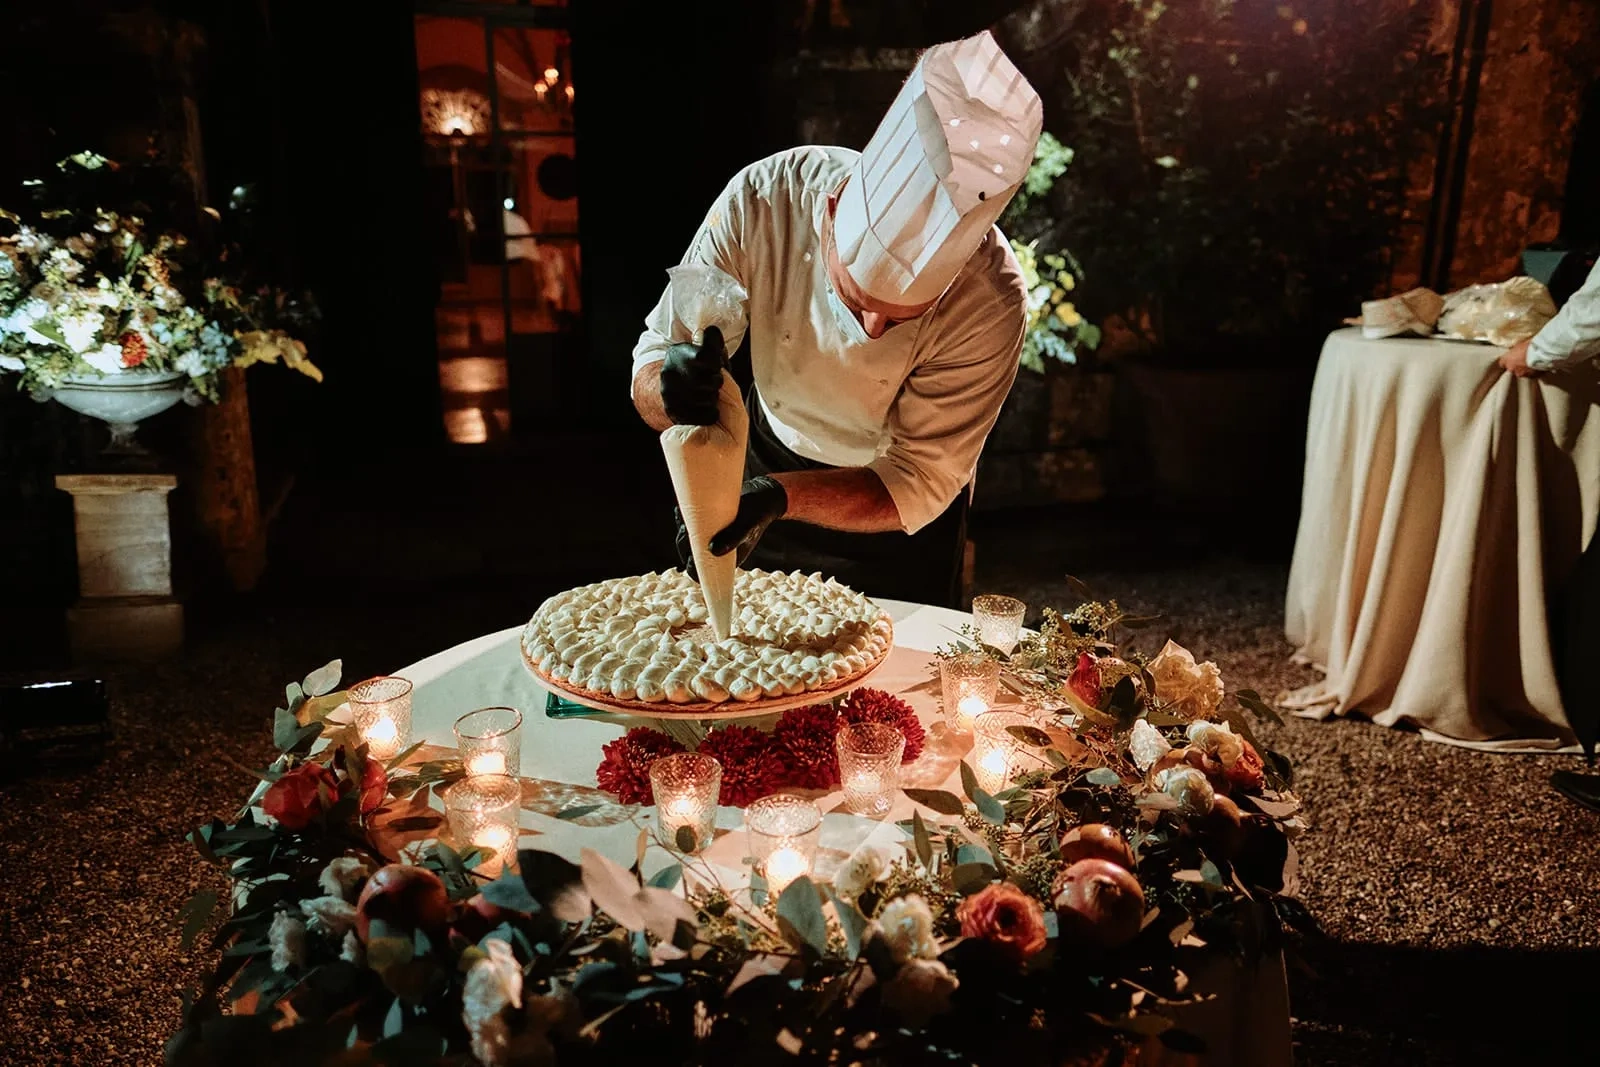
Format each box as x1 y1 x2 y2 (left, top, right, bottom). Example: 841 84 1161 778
631 171 753 383
1529 259 1600 370
867 286 1025 534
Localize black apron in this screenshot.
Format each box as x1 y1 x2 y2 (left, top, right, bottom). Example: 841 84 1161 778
742 385 969 608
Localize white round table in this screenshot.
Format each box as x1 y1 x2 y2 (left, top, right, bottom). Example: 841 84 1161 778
390 597 1292 1067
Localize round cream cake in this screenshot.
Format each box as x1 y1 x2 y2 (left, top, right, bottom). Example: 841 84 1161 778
522 569 893 708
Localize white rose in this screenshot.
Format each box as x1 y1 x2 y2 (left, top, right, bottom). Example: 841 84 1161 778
1128 719 1173 772
319 857 367 899
82 343 125 375
1155 766 1215 816
877 893 938 963
831 844 889 900
58 311 106 355
268 912 307 973
299 895 358 939
1186 720 1244 768
1147 640 1225 721
881 958 959 1028
462 939 524 1067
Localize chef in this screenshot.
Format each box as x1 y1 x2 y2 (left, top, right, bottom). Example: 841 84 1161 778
630 31 1043 606
1499 257 1600 377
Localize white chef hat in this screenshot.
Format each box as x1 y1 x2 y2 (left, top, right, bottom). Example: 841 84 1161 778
832 31 1043 310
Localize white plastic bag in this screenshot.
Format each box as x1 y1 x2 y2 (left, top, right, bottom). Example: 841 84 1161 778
658 265 750 641
1436 277 1557 347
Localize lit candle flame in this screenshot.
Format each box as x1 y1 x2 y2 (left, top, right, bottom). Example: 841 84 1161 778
765 846 809 894
363 717 400 758
956 695 988 731
474 824 514 859
467 751 507 777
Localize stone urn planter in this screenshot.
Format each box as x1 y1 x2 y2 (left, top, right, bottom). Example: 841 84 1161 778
43 368 190 454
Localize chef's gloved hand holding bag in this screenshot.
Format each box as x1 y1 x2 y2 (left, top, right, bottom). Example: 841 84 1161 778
659 264 749 641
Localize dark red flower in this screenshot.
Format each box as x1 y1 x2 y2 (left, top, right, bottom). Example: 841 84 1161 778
263 761 338 830
697 725 786 807
957 882 1049 963
838 688 924 763
358 755 389 815
1068 653 1102 709
595 728 685 805
771 704 841 789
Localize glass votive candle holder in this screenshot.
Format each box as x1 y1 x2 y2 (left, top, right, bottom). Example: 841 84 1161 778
455 706 523 778
746 793 822 896
836 722 905 817
349 676 413 761
940 652 1000 734
650 752 721 853
971 710 1049 794
445 773 521 868
972 594 1027 654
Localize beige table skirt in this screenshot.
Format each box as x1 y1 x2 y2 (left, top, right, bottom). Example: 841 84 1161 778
1282 328 1600 751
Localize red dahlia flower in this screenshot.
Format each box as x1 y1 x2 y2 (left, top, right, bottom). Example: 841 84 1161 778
595 728 685 805
771 704 842 789
838 688 924 763
696 725 786 807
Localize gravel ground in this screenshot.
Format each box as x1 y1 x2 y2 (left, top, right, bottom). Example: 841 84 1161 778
2 515 1597 1065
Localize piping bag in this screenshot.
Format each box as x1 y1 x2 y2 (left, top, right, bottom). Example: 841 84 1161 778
659 264 750 640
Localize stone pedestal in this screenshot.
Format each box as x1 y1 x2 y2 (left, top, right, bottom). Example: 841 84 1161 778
55 473 184 660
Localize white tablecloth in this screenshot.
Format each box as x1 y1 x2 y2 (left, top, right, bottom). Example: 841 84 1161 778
1283 328 1600 751
389 597 1292 1066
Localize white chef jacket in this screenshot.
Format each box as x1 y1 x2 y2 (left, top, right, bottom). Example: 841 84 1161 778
631 146 1027 535
1529 258 1600 370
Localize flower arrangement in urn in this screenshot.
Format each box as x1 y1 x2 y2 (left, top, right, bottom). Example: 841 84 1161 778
173 589 1314 1066
0 151 319 448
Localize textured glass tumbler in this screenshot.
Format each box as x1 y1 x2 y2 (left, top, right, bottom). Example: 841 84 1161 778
349 676 413 761
972 594 1027 654
455 706 523 778
445 773 521 868
940 652 1000 733
650 752 721 853
746 793 822 895
836 722 905 816
971 711 1048 794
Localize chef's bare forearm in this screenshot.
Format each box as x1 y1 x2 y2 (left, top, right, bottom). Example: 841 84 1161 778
631 361 673 432
772 468 903 533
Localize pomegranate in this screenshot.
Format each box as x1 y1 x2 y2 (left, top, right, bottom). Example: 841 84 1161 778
355 863 450 942
1059 823 1136 870
1052 858 1145 950
451 892 518 944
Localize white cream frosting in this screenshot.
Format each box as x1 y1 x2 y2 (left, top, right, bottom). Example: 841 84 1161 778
522 568 892 705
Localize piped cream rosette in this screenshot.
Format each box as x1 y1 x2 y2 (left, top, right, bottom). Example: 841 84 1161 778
522 569 893 707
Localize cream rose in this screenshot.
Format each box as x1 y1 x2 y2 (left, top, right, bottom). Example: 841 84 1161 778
1186 720 1244 767
877 894 938 963
1147 640 1225 720
1128 719 1173 771
832 844 889 901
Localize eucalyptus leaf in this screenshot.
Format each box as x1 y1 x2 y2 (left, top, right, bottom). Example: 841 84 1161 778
556 804 605 822
383 997 404 1038
1065 574 1096 604
647 864 682 891
1006 724 1054 748
971 785 1005 825
1235 689 1284 725
284 682 306 715
580 847 644 930
180 890 218 950
481 870 540 913
826 887 869 959
302 660 342 698
912 810 934 871
951 862 998 895
272 708 301 752
519 850 590 923
1044 748 1069 769
903 788 965 816
774 877 827 958
674 825 699 853
1086 767 1122 787
383 741 425 772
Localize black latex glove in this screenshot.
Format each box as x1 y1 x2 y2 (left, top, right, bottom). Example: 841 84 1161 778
659 325 727 426
674 475 788 578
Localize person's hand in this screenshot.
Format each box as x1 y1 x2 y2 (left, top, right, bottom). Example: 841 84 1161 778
659 325 727 425
1499 339 1541 378
674 476 788 577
